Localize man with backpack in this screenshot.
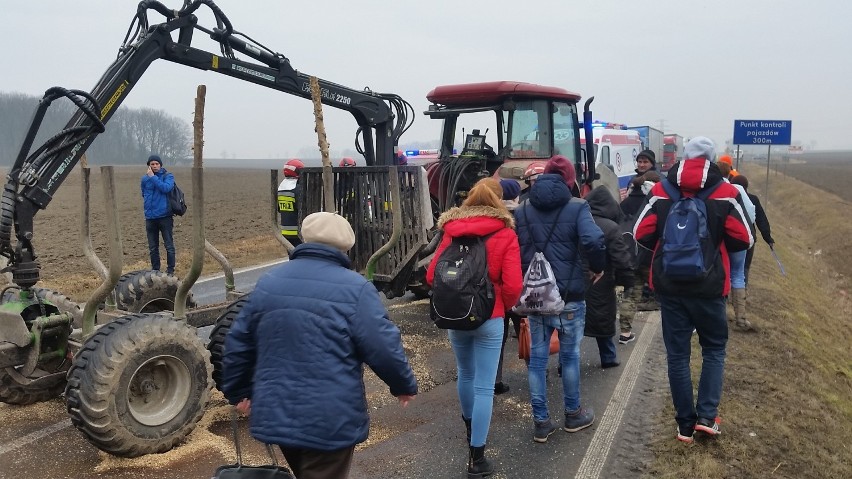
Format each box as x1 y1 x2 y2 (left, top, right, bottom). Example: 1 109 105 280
514 155 606 443
632 137 754 444
141 154 177 275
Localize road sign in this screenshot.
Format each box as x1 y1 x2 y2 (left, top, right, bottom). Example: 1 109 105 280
733 120 792 145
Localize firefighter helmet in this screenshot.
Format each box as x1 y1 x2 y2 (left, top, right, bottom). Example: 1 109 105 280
523 161 546 180
339 157 356 167
282 159 304 178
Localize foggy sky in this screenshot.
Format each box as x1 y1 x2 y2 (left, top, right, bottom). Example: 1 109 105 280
4 0 851 159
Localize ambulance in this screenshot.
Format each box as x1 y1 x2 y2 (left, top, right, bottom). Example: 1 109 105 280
579 122 642 199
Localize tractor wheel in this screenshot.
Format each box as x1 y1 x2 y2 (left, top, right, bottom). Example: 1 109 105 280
1 287 83 327
114 270 196 313
0 363 68 405
65 313 212 457
207 296 248 392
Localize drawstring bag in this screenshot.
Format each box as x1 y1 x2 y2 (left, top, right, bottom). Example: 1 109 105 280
213 410 296 479
513 205 567 316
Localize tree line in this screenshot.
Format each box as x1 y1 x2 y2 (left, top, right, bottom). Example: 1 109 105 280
0 91 191 166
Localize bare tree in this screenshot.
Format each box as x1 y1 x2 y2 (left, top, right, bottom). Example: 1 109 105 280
0 91 191 166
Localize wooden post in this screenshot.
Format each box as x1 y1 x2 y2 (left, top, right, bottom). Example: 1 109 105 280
310 76 336 213
193 85 206 168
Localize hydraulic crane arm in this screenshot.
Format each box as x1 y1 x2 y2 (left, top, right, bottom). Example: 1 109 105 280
1 0 414 287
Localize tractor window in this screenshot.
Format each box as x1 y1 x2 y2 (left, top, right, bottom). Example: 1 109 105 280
552 101 578 165
508 100 550 159
455 111 503 154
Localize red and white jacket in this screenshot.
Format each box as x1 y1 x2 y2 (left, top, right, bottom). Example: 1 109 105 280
632 158 754 298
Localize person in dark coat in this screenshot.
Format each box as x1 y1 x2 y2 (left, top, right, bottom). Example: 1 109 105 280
618 170 662 343
730 174 775 284
221 212 417 479
514 155 606 443
583 187 635 368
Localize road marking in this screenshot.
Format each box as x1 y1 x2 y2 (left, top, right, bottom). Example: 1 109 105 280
195 258 287 284
387 298 429 309
574 311 661 479
0 418 71 455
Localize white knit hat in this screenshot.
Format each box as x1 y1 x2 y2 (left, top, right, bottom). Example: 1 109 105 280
300 212 355 252
683 136 717 162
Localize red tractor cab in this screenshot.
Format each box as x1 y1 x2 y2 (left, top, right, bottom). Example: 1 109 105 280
423 81 597 213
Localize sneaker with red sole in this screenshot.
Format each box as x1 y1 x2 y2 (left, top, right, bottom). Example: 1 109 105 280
677 425 695 444
694 417 721 436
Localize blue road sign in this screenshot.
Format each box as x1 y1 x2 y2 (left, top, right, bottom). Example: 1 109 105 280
733 120 792 145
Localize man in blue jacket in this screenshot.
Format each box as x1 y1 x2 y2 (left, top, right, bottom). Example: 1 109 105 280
514 155 607 443
140 154 176 275
222 212 417 479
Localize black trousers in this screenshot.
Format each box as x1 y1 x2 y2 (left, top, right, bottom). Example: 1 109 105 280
279 445 355 479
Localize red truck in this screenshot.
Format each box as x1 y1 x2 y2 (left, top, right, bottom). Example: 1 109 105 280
662 134 684 171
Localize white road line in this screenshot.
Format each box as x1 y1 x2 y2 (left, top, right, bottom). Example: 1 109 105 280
574 311 661 479
195 258 287 284
0 418 71 455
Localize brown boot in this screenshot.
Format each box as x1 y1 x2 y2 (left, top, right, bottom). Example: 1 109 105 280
732 288 756 332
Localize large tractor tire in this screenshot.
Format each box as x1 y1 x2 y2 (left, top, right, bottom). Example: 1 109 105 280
207 297 248 392
65 313 212 457
114 270 196 313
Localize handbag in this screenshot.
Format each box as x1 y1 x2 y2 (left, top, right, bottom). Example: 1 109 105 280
213 411 296 479
517 317 560 360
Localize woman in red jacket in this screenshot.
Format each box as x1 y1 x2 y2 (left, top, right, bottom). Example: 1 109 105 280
427 178 522 478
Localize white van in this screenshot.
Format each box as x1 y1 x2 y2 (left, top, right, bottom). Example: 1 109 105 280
580 127 642 199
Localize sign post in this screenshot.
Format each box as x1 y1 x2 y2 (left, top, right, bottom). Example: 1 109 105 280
732 120 792 203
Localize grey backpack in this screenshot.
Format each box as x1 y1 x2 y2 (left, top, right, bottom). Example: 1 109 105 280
513 205 566 316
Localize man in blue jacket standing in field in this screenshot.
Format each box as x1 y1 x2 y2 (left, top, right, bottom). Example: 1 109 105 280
222 212 417 479
140 154 176 275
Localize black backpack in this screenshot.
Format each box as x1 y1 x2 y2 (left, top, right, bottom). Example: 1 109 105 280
169 182 187 216
659 179 720 281
429 234 495 330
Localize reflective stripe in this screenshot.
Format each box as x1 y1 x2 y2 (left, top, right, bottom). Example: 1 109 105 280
281 229 298 236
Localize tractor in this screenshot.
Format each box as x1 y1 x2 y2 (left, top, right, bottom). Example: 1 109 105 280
0 0 412 458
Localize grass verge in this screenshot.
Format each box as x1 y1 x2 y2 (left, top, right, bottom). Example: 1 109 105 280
645 165 852 478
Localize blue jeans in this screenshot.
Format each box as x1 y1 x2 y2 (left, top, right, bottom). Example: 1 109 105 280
145 216 175 274
659 294 727 430
447 318 504 447
596 336 617 365
527 301 586 422
730 250 747 289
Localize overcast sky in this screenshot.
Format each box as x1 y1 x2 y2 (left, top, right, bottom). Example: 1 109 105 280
4 0 851 159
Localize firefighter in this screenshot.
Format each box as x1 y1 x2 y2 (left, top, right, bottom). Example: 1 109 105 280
278 159 304 247
520 161 546 201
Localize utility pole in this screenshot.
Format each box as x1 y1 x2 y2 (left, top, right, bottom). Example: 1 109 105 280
657 119 667 132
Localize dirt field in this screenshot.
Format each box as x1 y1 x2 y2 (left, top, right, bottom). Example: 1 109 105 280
0 166 285 301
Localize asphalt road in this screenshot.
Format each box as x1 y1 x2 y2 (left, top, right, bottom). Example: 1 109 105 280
0 264 668 479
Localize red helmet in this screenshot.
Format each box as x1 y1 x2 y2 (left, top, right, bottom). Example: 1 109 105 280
396 150 408 165
523 161 546 180
339 157 356 167
282 159 304 178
